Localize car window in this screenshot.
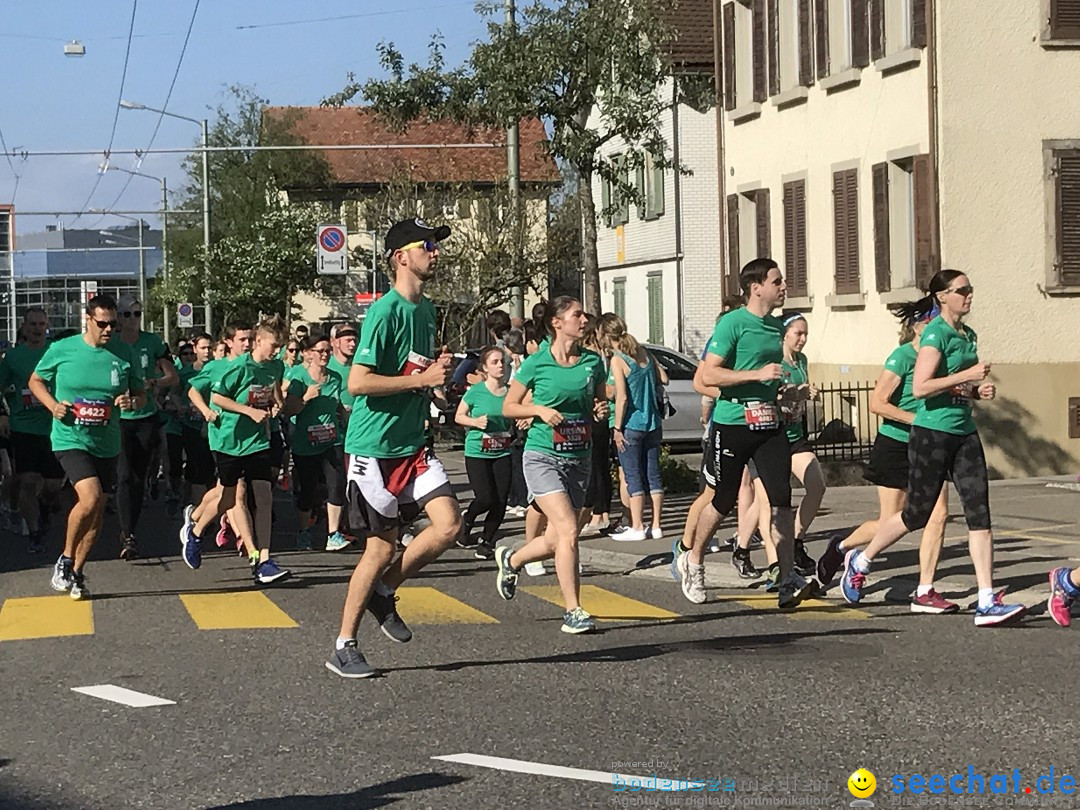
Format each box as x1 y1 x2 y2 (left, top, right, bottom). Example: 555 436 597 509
649 348 696 381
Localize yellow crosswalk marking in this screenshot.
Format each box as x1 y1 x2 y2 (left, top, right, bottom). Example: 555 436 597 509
394 586 499 624
0 596 94 641
715 593 870 620
180 591 299 630
521 585 679 622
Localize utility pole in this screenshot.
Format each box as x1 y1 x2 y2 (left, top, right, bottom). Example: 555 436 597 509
507 0 524 322
201 118 212 335
137 219 146 307
161 176 170 345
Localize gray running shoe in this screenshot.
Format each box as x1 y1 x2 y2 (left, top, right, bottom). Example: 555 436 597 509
495 546 518 600
561 607 596 634
51 556 73 592
325 641 377 679
70 572 90 601
366 590 412 643
777 572 817 610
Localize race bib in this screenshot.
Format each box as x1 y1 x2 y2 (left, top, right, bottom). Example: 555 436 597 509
949 383 972 407
246 385 274 410
401 351 433 377
552 418 591 452
481 431 512 452
72 397 112 427
744 402 780 431
21 388 43 410
306 423 337 446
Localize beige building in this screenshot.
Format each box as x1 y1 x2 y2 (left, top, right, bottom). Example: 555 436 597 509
714 0 1080 476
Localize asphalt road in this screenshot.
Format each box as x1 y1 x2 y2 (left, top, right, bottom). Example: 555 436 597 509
2 453 1079 809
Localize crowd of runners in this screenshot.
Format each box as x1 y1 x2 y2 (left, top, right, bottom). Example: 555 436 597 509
3 215 1073 680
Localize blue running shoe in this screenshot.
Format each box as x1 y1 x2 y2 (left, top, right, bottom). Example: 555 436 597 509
180 519 202 571
325 531 350 552
670 538 684 582
974 591 1026 627
254 558 291 584
840 549 866 605
561 607 596 634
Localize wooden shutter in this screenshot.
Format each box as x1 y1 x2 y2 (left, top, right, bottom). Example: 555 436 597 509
913 153 938 289
1051 0 1080 39
727 193 741 283
869 0 885 60
799 0 814 85
601 175 612 229
852 0 870 68
872 162 891 293
911 0 927 48
1056 151 1080 286
636 164 646 220
613 279 627 319
834 169 860 294
756 189 771 258
752 0 767 102
814 0 829 79
723 2 737 111
647 274 664 344
783 180 808 297
768 0 780 96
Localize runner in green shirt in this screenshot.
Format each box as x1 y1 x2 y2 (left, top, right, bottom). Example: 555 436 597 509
29 294 145 601
0 307 65 552
181 317 290 585
284 333 349 552
841 270 1025 626
494 296 610 635
328 321 358 432
173 334 217 506
162 341 196 517
327 217 458 679
455 347 514 560
110 293 178 561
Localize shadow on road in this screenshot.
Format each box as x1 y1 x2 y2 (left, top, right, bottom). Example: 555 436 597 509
210 771 467 809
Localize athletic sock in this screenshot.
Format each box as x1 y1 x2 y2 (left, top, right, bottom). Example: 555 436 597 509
334 636 353 651
1059 568 1080 597
837 540 847 552
977 588 995 610
678 541 692 553
60 555 73 567
852 551 871 574
374 580 394 597
916 584 933 598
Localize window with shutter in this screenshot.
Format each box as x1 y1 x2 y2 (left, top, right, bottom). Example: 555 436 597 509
869 0 885 60
913 153 938 289
648 152 665 219
752 0 768 102
815 0 829 78
769 0 780 95
647 273 664 344
613 278 627 319
1050 0 1080 40
833 168 861 294
1055 150 1080 286
756 189 772 258
872 162 891 292
727 194 741 286
799 0 815 85
851 0 870 67
724 2 737 110
783 180 808 297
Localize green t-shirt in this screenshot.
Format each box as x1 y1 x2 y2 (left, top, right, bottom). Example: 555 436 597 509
515 344 606 459
706 307 784 426
112 331 169 421
913 317 979 436
210 354 284 456
345 289 437 459
780 352 808 443
177 363 212 431
462 382 512 459
328 354 355 412
0 343 52 436
33 335 144 458
287 365 344 455
878 343 919 443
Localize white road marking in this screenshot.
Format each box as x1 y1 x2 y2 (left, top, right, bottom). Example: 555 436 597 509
71 684 176 708
432 753 702 790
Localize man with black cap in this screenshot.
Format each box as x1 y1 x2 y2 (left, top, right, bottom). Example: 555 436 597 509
327 218 461 679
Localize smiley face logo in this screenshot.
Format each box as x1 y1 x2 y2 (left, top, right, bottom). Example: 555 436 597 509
848 768 877 798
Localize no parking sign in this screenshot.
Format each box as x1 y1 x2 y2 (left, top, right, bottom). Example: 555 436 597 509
177 302 194 328
317 224 348 275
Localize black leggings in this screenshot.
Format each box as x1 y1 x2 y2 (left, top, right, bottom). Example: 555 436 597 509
181 425 216 488
903 426 990 531
508 444 528 508
584 420 613 514
711 423 792 515
293 448 345 513
463 455 512 543
117 416 160 537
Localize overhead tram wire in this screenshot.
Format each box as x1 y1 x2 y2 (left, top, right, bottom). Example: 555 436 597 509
1 143 503 158
90 0 201 229
0 122 21 203
72 0 139 225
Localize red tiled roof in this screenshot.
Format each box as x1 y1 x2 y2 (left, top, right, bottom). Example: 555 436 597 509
264 106 561 186
663 0 716 71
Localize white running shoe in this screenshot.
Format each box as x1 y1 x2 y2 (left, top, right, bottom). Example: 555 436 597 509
676 551 707 604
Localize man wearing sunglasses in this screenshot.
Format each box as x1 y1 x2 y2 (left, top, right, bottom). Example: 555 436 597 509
29 295 146 600
108 293 178 561
327 218 460 678
0 307 66 552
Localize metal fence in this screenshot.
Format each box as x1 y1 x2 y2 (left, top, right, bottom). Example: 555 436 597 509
0 276 143 343
805 381 880 463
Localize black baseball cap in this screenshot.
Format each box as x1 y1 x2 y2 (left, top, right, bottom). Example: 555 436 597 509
383 218 451 259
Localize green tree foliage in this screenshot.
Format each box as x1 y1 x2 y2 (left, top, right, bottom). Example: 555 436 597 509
323 0 713 315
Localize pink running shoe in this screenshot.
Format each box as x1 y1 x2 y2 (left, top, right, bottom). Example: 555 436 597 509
910 589 960 614
215 515 233 548
1048 567 1073 628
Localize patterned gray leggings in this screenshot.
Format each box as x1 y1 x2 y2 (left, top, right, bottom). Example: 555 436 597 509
902 426 990 532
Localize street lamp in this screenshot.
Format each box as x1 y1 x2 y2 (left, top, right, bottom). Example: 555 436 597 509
120 99 212 334
94 211 145 306
100 162 170 342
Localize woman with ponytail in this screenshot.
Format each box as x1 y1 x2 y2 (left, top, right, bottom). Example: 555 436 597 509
838 269 1026 625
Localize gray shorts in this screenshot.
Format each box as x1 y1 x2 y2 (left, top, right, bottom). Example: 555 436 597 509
523 450 591 511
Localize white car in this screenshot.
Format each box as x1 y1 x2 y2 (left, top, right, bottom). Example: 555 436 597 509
644 343 706 446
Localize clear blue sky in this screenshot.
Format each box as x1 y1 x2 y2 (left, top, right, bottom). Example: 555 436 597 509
0 0 489 234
